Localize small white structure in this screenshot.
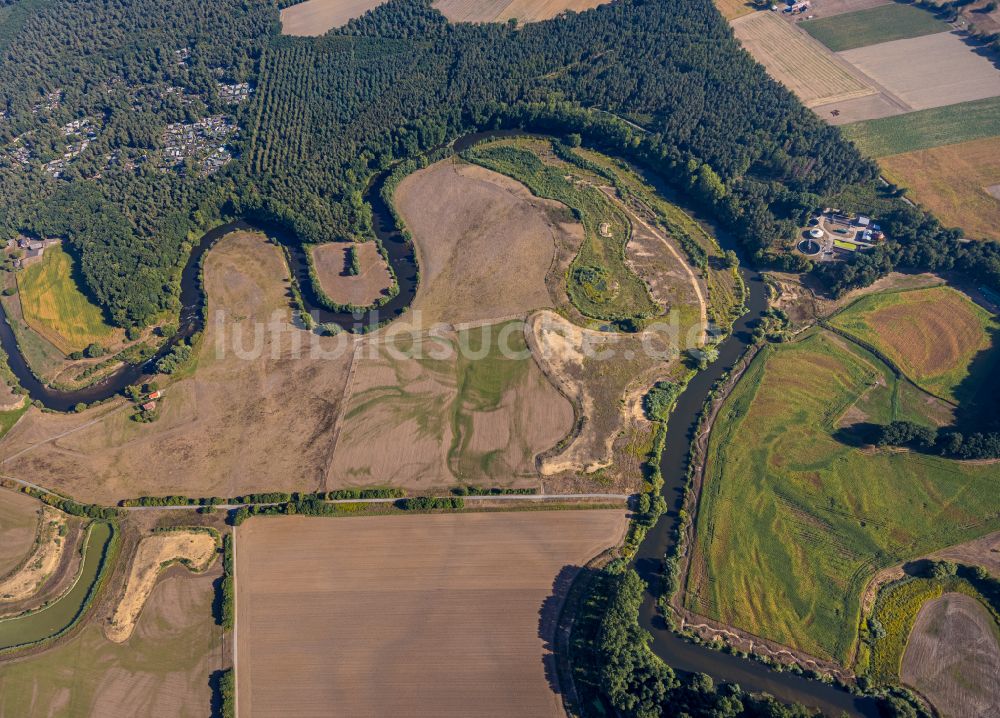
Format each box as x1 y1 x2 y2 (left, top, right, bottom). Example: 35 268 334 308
809 228 824 239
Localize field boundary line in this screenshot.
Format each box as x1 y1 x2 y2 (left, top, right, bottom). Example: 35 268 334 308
323 340 363 490
0 401 130 466
232 525 239 718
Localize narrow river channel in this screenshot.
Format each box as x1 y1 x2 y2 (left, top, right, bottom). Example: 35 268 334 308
0 131 878 714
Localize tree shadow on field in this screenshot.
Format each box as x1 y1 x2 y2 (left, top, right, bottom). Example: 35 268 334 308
832 422 883 448
208 669 226 718
538 565 581 699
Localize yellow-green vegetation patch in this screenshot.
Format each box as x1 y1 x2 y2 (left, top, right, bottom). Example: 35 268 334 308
828 286 998 403
15 244 117 355
462 141 660 323
687 330 1000 662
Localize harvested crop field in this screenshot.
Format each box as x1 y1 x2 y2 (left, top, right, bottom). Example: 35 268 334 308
331 320 573 491
309 241 393 308
687 330 1000 662
235 510 629 718
880 135 1000 241
0 232 356 504
433 0 610 23
713 0 754 20
839 32 1000 112
732 12 876 107
15 244 118 356
841 96 1000 156
0 490 40 578
280 0 389 35
106 530 218 643
394 159 580 326
0 507 68 603
828 285 998 403
801 4 947 52
900 593 1000 717
0 565 223 717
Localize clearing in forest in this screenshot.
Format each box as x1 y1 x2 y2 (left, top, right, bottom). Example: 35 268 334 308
731 12 876 107
433 0 612 23
900 592 1000 717
801 4 947 52
106 529 219 643
15 244 117 355
828 285 998 403
235 510 628 718
330 320 574 491
686 329 1000 662
309 241 394 308
879 135 1000 242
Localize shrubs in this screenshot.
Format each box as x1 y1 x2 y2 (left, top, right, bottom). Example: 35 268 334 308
346 245 360 276
643 381 680 422
450 486 536 496
218 668 235 718
396 496 464 511
220 533 234 631
155 341 192 374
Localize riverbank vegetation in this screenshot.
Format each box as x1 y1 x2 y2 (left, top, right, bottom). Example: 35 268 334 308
686 329 1000 663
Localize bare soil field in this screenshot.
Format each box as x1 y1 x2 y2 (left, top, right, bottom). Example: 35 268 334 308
805 0 890 19
839 32 1000 112
235 510 628 718
394 159 581 326
900 593 1000 718
310 241 393 308
0 232 355 504
106 530 218 643
0 489 40 578
881 135 1000 241
433 0 610 23
732 12 877 107
813 88 910 124
0 507 68 602
0 564 224 717
280 0 390 35
528 310 681 480
331 320 573 491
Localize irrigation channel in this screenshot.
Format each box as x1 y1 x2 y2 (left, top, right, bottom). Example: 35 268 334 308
0 521 114 652
0 130 875 714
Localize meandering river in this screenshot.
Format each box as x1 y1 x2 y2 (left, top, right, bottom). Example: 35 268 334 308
0 132 876 714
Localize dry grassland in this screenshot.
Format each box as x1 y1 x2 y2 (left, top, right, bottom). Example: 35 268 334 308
713 0 755 21
235 511 628 718
881 136 1000 241
900 593 1000 717
106 530 218 643
0 490 40 578
732 12 876 107
310 241 393 307
0 232 355 504
806 0 890 19
528 310 678 478
394 159 582 326
839 32 1000 112
433 0 610 24
0 507 67 603
0 567 224 717
331 320 573 491
280 0 390 35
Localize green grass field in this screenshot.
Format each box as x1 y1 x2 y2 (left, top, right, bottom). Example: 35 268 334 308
463 142 660 323
687 329 1000 662
828 285 998 404
841 96 1000 157
801 4 947 52
16 244 116 355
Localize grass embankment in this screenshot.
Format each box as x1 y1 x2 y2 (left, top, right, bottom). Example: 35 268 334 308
801 4 947 52
15 244 117 355
687 329 1000 662
463 142 660 324
568 146 744 332
842 96 1000 157
828 285 998 403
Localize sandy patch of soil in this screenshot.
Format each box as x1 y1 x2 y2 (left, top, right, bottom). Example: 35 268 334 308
310 241 393 307
394 159 582 326
235 510 628 718
0 232 355 504
527 310 677 478
901 593 1000 718
0 507 67 602
433 0 611 23
106 530 218 643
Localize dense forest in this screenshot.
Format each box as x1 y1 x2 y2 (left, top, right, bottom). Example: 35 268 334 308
0 0 874 326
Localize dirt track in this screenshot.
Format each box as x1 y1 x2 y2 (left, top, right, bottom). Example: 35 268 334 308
235 511 628 718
